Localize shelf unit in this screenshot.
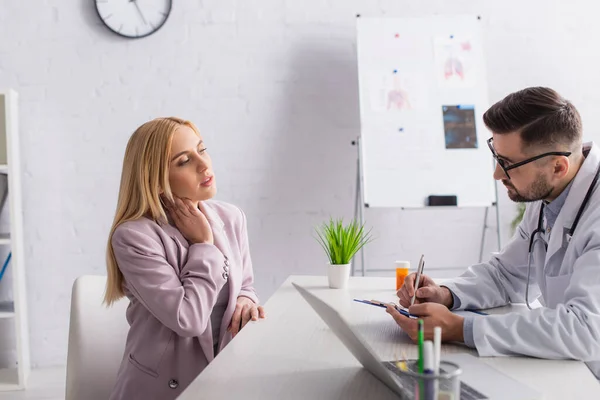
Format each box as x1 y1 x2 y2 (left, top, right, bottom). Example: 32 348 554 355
0 89 30 391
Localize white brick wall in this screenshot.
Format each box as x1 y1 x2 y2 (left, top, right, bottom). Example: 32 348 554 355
1 0 599 368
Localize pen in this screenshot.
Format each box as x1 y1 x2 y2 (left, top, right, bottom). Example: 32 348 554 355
0 252 11 282
465 308 489 316
352 299 419 319
410 255 425 306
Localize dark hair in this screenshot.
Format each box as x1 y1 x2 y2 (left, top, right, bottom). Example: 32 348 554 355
483 87 582 151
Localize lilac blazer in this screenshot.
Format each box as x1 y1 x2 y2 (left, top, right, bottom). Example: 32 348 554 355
108 200 259 400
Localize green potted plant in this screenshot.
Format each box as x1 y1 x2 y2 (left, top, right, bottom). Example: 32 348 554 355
314 217 373 289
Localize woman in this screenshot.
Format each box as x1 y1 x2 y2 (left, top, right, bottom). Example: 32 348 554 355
104 117 265 399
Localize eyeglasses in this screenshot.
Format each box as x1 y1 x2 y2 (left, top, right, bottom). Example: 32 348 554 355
487 137 571 180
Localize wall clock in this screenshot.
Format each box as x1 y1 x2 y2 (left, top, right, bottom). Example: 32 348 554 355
95 0 172 39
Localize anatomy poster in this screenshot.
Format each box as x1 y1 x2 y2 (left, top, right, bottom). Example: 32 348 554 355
367 70 430 114
368 72 411 113
434 36 477 87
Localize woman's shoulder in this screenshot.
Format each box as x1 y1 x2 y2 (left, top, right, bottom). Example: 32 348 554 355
112 217 166 246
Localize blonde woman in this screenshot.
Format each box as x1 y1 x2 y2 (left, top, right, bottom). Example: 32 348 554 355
104 117 265 399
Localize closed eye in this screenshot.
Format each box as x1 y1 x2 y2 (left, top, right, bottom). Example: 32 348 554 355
175 146 207 166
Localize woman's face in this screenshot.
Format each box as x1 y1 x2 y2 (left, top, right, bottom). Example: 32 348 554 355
168 125 216 203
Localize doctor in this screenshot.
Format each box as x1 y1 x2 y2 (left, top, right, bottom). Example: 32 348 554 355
388 87 600 379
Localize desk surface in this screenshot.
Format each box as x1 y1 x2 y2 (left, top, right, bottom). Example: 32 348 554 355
178 275 600 399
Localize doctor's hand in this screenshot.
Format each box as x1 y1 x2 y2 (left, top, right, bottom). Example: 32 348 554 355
397 273 454 308
228 296 266 338
386 303 464 343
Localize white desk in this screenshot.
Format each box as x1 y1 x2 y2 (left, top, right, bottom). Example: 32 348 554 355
178 275 600 399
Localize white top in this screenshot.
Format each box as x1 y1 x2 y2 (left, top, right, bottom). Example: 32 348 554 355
178 276 600 400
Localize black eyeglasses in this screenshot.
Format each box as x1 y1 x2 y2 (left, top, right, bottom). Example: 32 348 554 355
487 137 571 180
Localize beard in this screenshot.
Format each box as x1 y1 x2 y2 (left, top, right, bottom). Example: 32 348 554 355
502 172 553 203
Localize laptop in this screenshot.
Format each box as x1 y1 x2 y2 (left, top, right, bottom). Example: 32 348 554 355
292 282 542 400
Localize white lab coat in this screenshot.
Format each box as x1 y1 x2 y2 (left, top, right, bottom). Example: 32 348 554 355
443 142 600 379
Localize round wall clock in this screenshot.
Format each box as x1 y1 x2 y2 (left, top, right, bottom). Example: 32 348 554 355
95 0 172 39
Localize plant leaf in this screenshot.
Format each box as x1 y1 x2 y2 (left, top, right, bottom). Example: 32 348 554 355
313 217 374 265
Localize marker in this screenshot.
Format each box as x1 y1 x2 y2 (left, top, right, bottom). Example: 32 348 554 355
423 341 435 400
418 320 424 373
433 327 441 374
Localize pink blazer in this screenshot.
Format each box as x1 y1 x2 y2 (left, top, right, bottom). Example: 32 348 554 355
108 200 259 400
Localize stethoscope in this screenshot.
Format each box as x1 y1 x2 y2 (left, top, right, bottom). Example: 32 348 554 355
524 162 600 309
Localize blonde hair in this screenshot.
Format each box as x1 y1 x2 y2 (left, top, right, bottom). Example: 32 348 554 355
104 117 201 306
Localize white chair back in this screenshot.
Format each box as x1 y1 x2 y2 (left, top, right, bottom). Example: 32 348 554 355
65 275 129 400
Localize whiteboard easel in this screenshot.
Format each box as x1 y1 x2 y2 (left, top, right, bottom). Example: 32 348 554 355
353 15 502 275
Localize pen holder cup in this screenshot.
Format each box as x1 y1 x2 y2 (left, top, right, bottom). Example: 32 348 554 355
390 360 461 400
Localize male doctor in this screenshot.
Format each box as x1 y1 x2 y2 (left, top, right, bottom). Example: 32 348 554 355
388 87 600 379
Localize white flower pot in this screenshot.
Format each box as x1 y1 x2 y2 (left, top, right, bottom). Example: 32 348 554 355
327 263 351 289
